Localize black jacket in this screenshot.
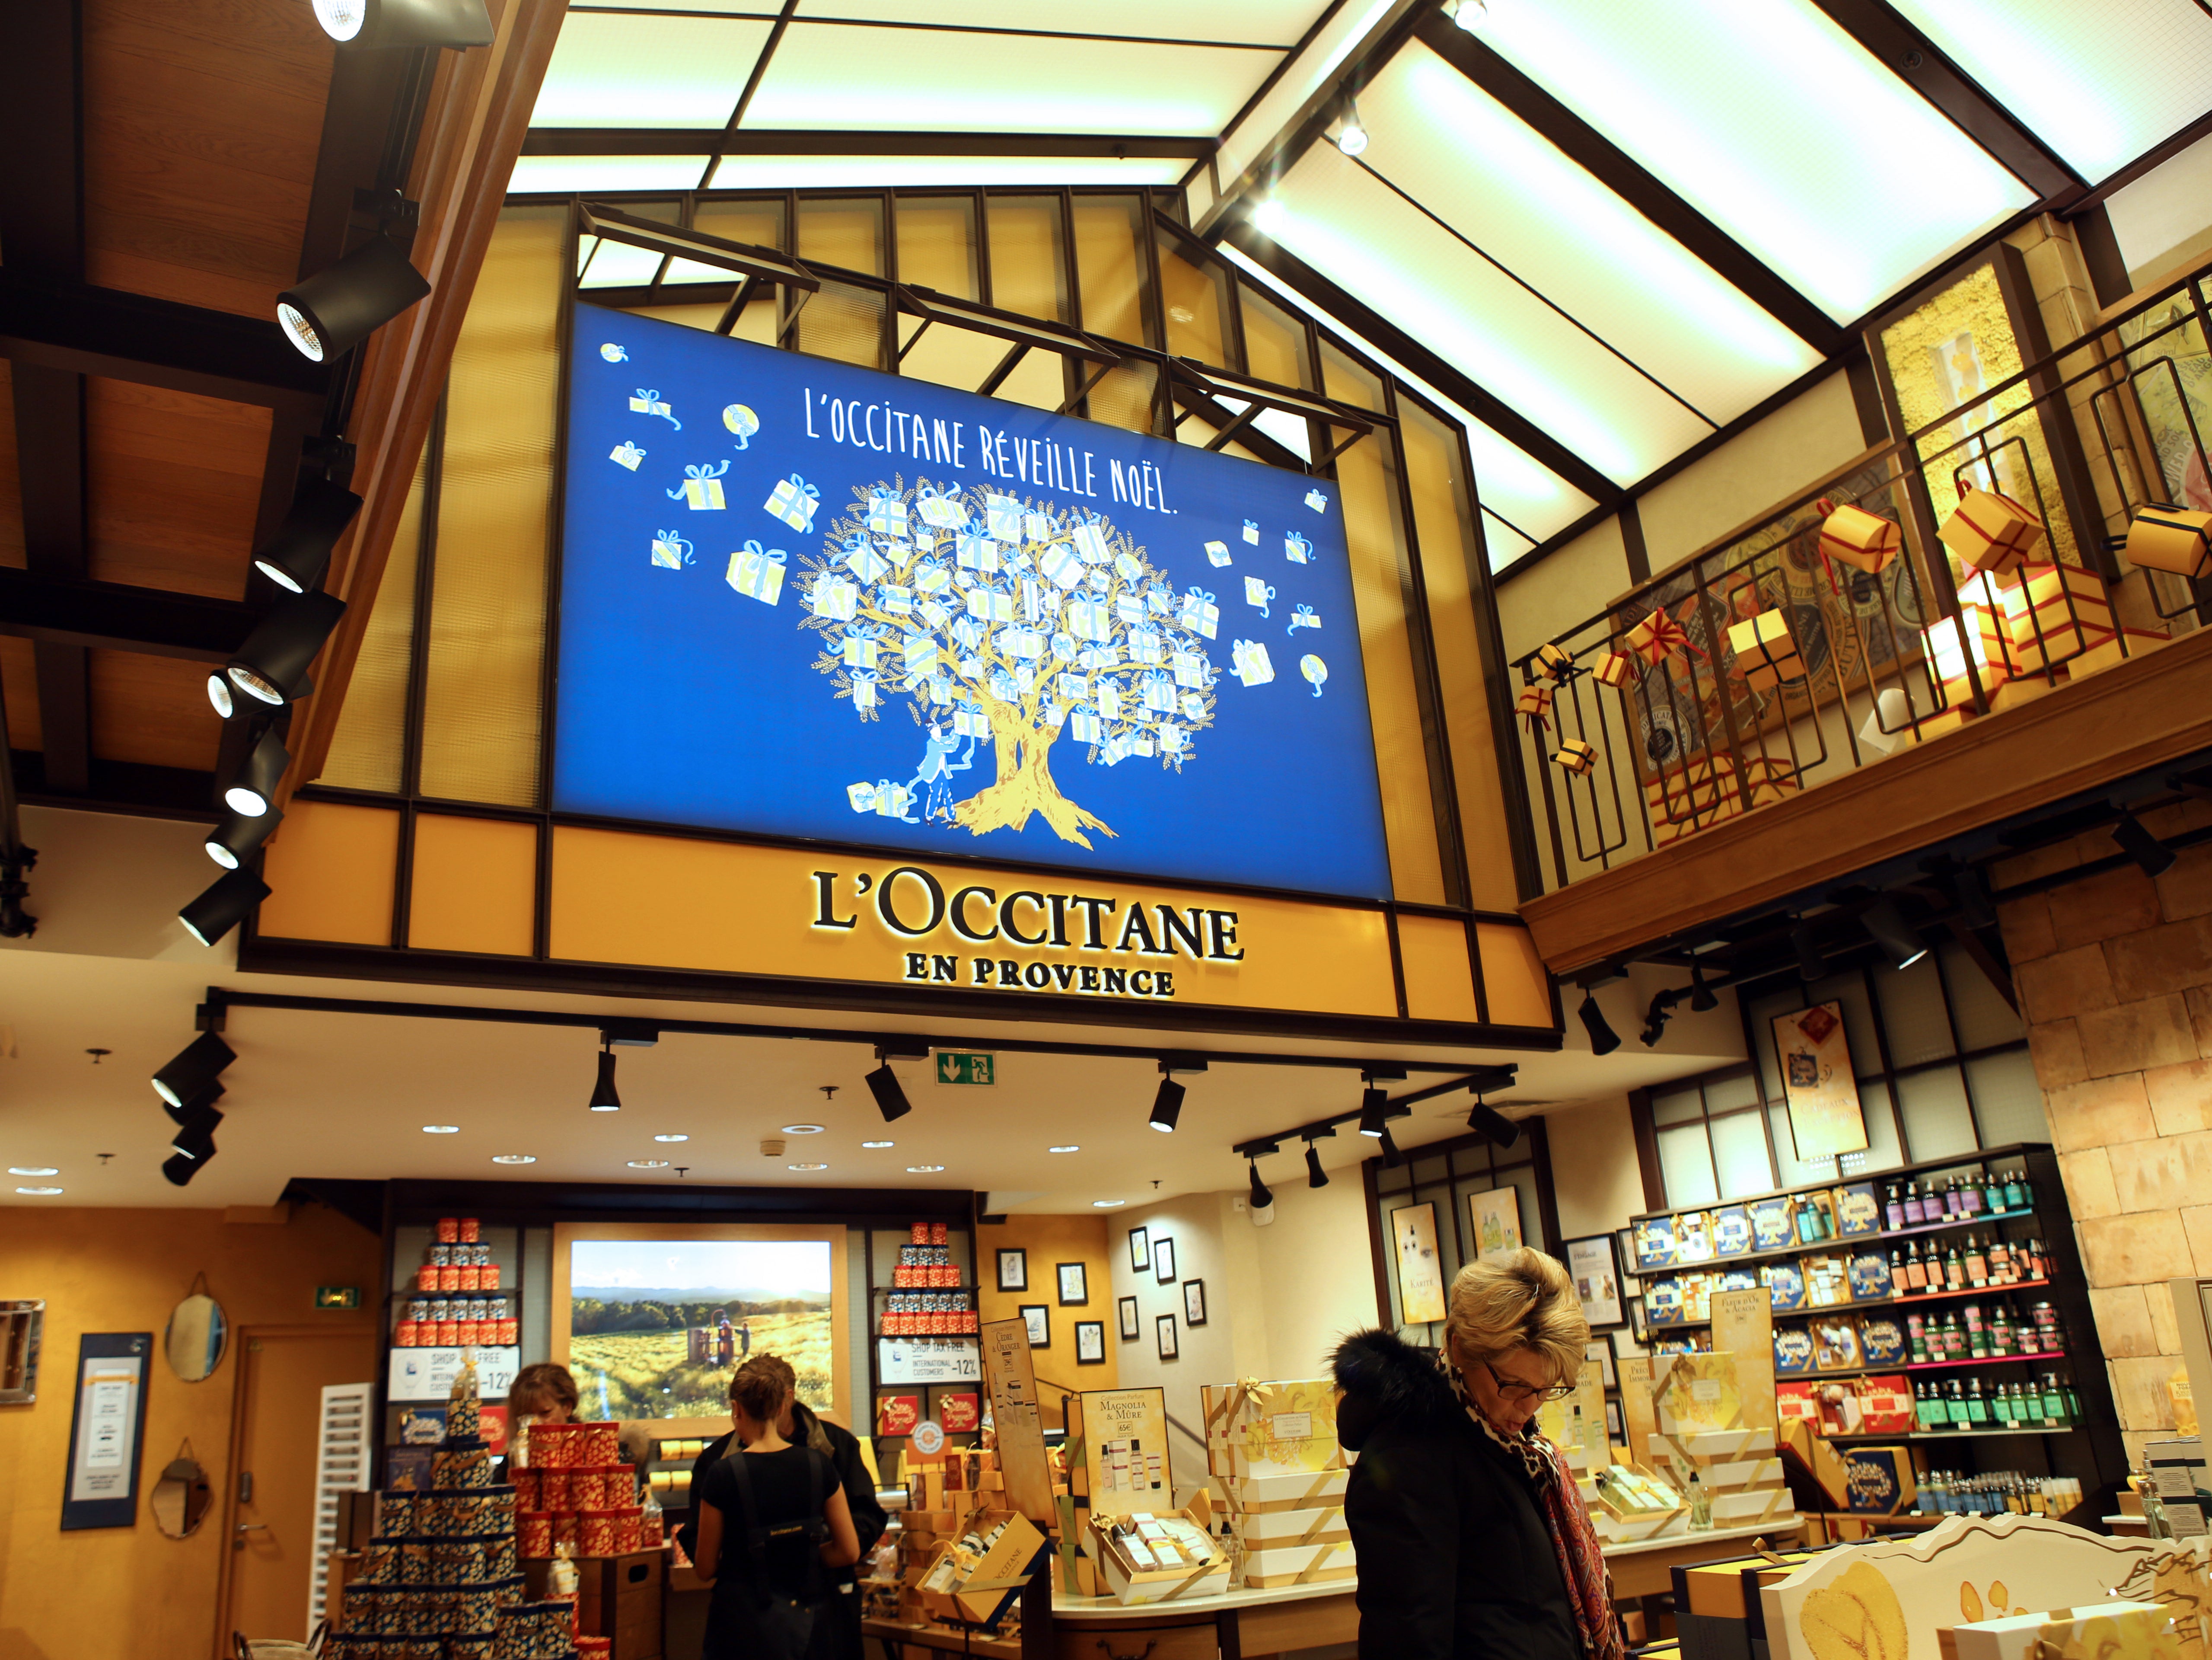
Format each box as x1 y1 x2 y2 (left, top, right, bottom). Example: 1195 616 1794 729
676 1403 889 1582
1334 1329 1582 1660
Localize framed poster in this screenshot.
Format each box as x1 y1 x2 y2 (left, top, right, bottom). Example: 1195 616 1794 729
1075 1321 1106 1365
1584 1334 1616 1389
1077 1386 1170 1517
1152 1237 1176 1284
1156 1314 1179 1360
1056 1262 1088 1306
1606 1399 1625 1441
1391 1202 1447 1325
62 1333 151 1529
1469 1188 1524 1261
1128 1227 1150 1273
995 1248 1027 1292
1183 1279 1207 1327
1019 1305 1050 1348
1774 1002 1869 1159
1117 1295 1139 1341
1565 1235 1625 1329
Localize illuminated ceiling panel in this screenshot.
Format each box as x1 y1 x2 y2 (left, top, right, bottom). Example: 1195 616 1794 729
510 156 709 195
1884 0 2212 182
744 22 1274 134
1216 0 1397 184
1475 0 2032 321
1272 148 1712 486
532 13 775 128
792 0 1319 45
708 155 1186 189
1359 44 1821 426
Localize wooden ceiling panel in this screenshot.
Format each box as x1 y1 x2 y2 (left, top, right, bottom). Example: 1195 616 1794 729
82 0 334 317
85 377 270 598
0 638 40 752
0 360 23 570
88 648 223 771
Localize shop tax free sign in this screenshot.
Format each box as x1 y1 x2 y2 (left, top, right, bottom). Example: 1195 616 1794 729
810 865 1242 1003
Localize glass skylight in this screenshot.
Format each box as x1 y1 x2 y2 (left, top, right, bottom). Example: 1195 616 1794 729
532 12 775 128
791 0 1320 45
510 156 709 195
708 155 1186 190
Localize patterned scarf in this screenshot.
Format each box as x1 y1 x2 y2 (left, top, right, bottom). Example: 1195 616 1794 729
1458 1371 1623 1660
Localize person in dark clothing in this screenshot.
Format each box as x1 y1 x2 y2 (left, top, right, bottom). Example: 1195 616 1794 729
679 1353 888 1660
1333 1248 1620 1660
693 1357 861 1660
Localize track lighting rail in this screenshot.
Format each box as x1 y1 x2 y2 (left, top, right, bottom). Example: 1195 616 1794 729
1230 1063 1519 1158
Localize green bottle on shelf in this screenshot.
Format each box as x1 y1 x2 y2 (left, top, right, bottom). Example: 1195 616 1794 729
2005 1169 2030 1210
1916 1381 1944 1431
2040 1373 2067 1427
1986 1169 2007 1214
1965 1379 1992 1427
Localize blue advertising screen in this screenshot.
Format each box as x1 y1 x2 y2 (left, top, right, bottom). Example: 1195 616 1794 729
554 302 1392 900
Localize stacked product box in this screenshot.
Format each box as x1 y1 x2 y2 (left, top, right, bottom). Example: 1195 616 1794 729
1649 1354 1793 1528
897 1449 1007 1622
1200 1379 1354 1590
513 1422 652 1563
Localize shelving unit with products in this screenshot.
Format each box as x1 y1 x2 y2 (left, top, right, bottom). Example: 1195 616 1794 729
864 1220 985 1485
379 1216 526 1484
1626 1143 2124 1495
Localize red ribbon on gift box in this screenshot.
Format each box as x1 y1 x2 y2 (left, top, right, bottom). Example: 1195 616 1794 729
1625 607 1710 666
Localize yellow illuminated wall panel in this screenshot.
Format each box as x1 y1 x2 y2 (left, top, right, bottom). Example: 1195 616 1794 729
1397 912 1481 1025
258 800 400 945
407 814 538 957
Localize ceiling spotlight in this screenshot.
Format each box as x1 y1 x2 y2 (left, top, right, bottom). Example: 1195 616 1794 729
163 1082 225 1129
1861 896 1929 970
653 1133 689 1143
1466 1093 1520 1148
1640 990 1679 1048
9 1167 59 1177
861 1139 895 1149
1447 0 1487 28
252 476 363 595
207 672 235 718
1791 918 1827 982
310 0 494 49
866 1057 913 1123
422 1125 459 1134
588 1042 621 1112
205 804 283 871
1333 99 1370 157
1577 989 1621 1056
180 866 271 946
2113 807 2177 877
153 1031 236 1108
788 1162 828 1172
277 236 431 363
170 1106 224 1163
906 1164 945 1174
159 1153 202 1188
1091 1198 1125 1207
1357 1086 1390 1136
1248 1157 1274 1210
223 728 291 817
1304 1139 1329 1189
491 1154 537 1165
1149 1076 1185 1133
1688 961 1719 1012
781 1123 826 1135
628 1159 669 1169
228 589 347 708
1250 198 1287 234
1048 1144 1080 1153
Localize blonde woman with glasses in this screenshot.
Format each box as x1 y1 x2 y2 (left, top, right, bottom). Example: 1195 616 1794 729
1332 1248 1620 1660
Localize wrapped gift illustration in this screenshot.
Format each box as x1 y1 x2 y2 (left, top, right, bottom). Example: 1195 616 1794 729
1129 626 1163 665
651 530 694 569
988 666 1019 703
1242 517 1260 545
1304 487 1329 514
866 487 909 540
1288 603 1320 633
669 460 730 510
1244 576 1275 618
601 342 628 362
952 614 985 651
1039 540 1084 590
1041 698 1065 729
851 670 880 712
1142 671 1177 713
1079 640 1116 669
726 540 787 606
1101 733 1132 766
1085 565 1111 592
918 597 951 630
1068 594 1112 641
1300 654 1327 695
1181 692 1207 722
846 781 878 813
1003 626 1043 661
911 527 936 555
916 485 969 529
879 583 914 616
926 673 953 706
810 572 858 622
1172 650 1208 689
1099 682 1122 721
764 471 819 532
953 699 989 738
871 779 911 816
1070 704 1103 744
843 535 891 584
1159 722 1186 755
1057 672 1090 701
913 558 951 596
1128 730 1155 758
956 528 999 573
1115 593 1147 627
1205 540 1232 567
883 536 915 571
1023 510 1056 542
1147 581 1174 616
841 624 883 670
610 441 646 471
1115 550 1145 582
629 388 680 428
1015 662 1038 694
1072 520 1111 564
966 585 1016 623
1232 638 1275 687
1179 587 1221 639
902 635 937 680
1285 531 1313 565
985 493 1023 542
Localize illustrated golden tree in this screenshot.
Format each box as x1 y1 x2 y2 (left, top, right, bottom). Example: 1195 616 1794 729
788 477 1222 847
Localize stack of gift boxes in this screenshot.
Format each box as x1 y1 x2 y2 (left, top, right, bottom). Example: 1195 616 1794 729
1200 1379 1355 1591
395 1216 516 1350
328 1361 586 1660
896 1449 1044 1632
514 1421 653 1564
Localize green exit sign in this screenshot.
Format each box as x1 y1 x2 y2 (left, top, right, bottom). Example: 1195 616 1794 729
315 1285 361 1310
934 1051 996 1086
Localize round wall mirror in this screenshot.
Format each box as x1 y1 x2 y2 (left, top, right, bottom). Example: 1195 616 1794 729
152 1450 214 1539
164 1287 228 1382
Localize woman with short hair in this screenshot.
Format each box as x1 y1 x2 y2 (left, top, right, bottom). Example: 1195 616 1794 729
1333 1248 1618 1660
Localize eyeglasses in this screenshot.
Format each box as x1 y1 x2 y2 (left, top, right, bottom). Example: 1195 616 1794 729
1482 1360 1575 1403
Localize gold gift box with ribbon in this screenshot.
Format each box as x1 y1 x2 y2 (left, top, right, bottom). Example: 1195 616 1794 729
2000 562 2114 672
1817 499 1901 575
1553 738 1599 776
1625 607 1696 665
1725 608 1804 692
1534 641 1575 682
1516 684 1553 727
2123 503 2212 578
1939 486 2046 575
1594 651 1635 689
1644 754 1800 845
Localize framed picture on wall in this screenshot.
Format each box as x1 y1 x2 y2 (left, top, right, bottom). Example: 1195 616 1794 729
1183 1279 1207 1327
1075 1321 1106 1365
1020 1305 1050 1348
1156 1313 1178 1360
1468 1188 1524 1262
1153 1237 1176 1284
1774 1002 1870 1160
1605 1399 1625 1441
1128 1227 1150 1272
1584 1334 1616 1389
1118 1295 1139 1341
1057 1261 1088 1306
1390 1201 1447 1325
1627 1296 1648 1345
1564 1235 1625 1329
995 1248 1027 1293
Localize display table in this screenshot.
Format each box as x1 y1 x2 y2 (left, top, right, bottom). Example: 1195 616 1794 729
1601 1518 1804 1599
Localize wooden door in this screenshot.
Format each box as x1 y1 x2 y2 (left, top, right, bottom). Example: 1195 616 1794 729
217 1326 377 1654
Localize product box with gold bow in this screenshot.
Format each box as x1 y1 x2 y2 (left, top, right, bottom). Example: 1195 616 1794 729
1221 1468 1349 1516
2001 563 2114 671
2123 504 2212 578
1230 1500 1348 1550
1239 1536 1356 1590
1727 609 1804 692
1090 1505 1230 1605
1201 1379 1345 1481
1818 499 1902 575
1940 487 2046 576
1943 1602 2175 1660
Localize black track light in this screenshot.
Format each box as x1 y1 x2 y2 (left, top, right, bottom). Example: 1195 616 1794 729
1792 919 1827 982
1640 991 1675 1048
179 865 271 947
170 1106 224 1163
206 804 283 870
207 670 235 719
1861 896 1929 970
223 728 291 817
1149 1076 1185 1133
1377 1125 1403 1167
154 1031 235 1108
1304 1140 1329 1188
1356 1086 1390 1136
866 1057 913 1123
1466 1091 1520 1147
1578 989 1621 1056
253 477 363 594
588 1044 622 1112
162 1151 205 1188
162 1082 225 1130
2113 808 2177 878
1688 962 1718 1012
311 0 494 49
228 590 346 709
277 237 431 363
1248 1157 1273 1210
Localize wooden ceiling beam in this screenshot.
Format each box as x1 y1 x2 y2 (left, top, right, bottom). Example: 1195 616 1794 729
0 568 260 664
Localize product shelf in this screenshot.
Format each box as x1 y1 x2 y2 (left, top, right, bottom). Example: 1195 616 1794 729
1623 1208 2047 1279
1649 1278 2053 1330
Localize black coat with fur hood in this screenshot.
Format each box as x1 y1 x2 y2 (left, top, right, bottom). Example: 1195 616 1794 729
1333 1328 1581 1660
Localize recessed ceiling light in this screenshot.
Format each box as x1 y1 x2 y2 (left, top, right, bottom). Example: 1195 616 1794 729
8 1166 59 1177
422 1125 460 1135
627 1159 670 1169
1091 1198 1125 1208
653 1133 689 1143
906 1164 945 1174
16 1185 64 1196
781 1123 826 1135
491 1154 537 1165
788 1162 829 1172
861 1140 895 1149
1048 1145 1080 1154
